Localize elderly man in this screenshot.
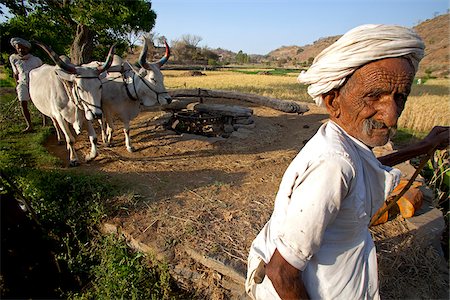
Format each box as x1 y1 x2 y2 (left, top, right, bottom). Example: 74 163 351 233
9 37 43 132
245 24 449 300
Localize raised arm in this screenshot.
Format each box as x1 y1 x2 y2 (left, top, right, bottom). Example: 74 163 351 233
378 126 449 167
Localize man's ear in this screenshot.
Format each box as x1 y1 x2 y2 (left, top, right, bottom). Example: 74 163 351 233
323 89 341 118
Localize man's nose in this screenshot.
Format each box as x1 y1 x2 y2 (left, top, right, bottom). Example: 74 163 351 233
381 94 400 127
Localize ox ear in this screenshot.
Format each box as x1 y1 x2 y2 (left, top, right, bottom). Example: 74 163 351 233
55 68 76 82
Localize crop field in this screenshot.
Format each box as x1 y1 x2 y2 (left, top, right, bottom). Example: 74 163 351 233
163 69 309 102
163 69 450 134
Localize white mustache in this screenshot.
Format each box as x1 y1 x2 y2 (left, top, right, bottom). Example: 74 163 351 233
363 118 397 138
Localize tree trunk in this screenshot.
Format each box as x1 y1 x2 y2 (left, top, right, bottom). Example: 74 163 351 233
168 89 310 114
70 23 94 64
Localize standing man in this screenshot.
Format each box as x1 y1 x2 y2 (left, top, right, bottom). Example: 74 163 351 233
9 37 43 133
245 24 449 299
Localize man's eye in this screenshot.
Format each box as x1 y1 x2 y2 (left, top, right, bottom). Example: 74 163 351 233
365 93 380 100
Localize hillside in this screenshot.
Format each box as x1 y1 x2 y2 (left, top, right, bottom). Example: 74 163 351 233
267 35 341 66
266 13 449 77
413 13 449 77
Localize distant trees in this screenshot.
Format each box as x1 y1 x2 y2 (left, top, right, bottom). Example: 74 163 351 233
170 34 220 65
235 50 249 64
171 34 203 62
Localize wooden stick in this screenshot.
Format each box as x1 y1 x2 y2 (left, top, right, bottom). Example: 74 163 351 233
369 149 435 227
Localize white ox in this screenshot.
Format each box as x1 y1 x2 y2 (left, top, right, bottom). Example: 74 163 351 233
29 42 115 166
99 37 172 152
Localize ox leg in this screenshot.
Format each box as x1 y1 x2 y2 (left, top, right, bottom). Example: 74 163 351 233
51 117 65 145
123 121 134 152
54 114 79 167
98 118 107 145
105 115 115 147
85 121 98 162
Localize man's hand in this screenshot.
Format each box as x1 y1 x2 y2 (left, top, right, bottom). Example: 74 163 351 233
421 126 449 152
379 126 449 167
265 249 309 300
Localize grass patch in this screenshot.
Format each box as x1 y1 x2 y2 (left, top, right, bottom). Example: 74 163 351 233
0 77 15 87
0 125 61 169
70 234 175 300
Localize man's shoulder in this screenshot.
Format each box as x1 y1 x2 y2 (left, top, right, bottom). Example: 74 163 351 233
307 123 356 156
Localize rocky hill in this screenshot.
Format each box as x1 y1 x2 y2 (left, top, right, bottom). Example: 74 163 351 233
266 13 449 77
413 13 449 77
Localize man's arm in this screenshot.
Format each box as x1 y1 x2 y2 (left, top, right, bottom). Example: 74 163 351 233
9 56 19 84
379 126 449 167
265 249 309 300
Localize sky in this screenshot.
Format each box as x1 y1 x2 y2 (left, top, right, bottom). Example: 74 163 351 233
151 0 449 54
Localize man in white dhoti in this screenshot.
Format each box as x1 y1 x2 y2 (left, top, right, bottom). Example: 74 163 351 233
9 37 43 132
246 24 449 299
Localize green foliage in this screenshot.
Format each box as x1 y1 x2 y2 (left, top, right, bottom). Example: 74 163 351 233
424 150 450 206
0 0 156 62
207 58 219 66
235 50 249 64
70 234 174 300
0 77 15 87
0 88 60 168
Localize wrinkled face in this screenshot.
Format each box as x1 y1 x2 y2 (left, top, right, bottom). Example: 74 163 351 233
74 68 103 120
15 44 30 56
328 58 415 148
138 64 172 106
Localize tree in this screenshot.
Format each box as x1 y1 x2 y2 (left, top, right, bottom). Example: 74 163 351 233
0 0 156 64
235 50 249 64
171 34 203 62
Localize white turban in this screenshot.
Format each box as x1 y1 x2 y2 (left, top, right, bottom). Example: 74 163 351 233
10 37 32 49
297 24 425 107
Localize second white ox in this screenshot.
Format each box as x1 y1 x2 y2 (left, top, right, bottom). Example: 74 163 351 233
29 42 115 166
99 37 172 152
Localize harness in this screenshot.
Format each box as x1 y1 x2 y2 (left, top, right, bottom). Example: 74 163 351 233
120 63 168 104
59 74 102 117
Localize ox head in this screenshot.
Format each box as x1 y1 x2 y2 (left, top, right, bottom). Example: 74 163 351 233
136 37 172 106
34 41 115 121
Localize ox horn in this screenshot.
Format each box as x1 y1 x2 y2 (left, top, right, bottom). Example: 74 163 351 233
97 44 116 74
155 40 170 68
139 37 170 70
33 41 77 74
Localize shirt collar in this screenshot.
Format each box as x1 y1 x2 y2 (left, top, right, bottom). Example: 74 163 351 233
327 120 374 155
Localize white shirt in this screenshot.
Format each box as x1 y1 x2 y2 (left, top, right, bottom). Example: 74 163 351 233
246 121 400 300
9 53 42 101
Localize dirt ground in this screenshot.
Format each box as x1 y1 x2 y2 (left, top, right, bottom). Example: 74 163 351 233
44 98 448 299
